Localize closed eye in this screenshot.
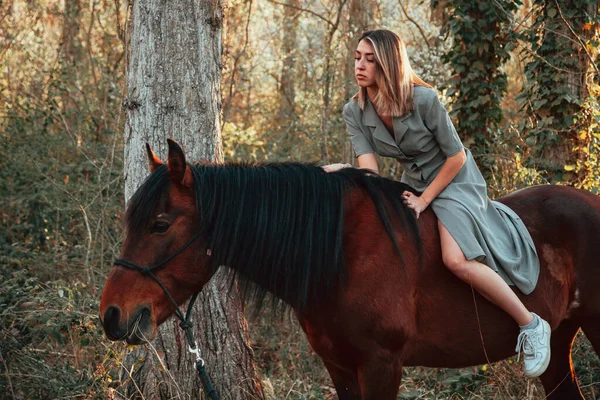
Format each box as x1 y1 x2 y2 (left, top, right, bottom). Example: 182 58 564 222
151 221 170 234
355 57 375 63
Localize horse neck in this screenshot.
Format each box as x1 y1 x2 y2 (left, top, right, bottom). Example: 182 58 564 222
342 184 421 287
199 163 346 311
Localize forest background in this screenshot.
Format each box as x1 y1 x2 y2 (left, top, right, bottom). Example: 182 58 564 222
1 0 599 398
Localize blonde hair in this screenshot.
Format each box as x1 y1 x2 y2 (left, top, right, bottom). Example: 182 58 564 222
353 30 431 117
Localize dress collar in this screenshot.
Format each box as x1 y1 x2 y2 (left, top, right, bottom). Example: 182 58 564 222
363 100 411 146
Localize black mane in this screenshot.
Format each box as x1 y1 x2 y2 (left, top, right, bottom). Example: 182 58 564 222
125 162 422 311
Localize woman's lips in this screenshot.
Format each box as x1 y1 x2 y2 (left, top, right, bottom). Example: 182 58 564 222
356 74 366 79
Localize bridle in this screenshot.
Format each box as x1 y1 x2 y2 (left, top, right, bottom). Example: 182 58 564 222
114 230 220 400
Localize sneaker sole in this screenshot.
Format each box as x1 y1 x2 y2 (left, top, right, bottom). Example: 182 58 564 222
524 320 552 378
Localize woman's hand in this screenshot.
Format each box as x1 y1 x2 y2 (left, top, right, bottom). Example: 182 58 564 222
402 191 430 219
322 163 352 172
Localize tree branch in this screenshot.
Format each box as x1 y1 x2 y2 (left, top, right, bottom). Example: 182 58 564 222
553 0 599 78
398 0 430 48
223 0 253 117
266 0 334 27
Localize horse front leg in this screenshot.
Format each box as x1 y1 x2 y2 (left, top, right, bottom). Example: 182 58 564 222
323 360 361 400
357 355 403 400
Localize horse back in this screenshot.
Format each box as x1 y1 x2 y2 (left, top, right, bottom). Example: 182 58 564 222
498 185 600 320
299 184 600 370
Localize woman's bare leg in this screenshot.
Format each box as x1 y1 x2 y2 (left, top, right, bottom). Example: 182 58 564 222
437 221 533 326
437 221 551 377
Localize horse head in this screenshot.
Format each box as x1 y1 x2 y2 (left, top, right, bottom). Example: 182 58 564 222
99 139 212 344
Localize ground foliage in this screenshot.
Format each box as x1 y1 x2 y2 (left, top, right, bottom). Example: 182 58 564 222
0 0 599 399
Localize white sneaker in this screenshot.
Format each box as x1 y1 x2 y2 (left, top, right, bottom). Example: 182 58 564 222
515 313 551 378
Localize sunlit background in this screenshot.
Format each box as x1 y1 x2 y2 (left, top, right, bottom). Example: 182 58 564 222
1 0 598 398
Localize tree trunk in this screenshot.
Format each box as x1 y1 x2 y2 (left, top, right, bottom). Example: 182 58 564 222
60 0 82 146
274 0 300 157
319 0 348 164
521 0 598 182
342 0 378 164
121 1 264 399
277 0 299 127
222 0 252 123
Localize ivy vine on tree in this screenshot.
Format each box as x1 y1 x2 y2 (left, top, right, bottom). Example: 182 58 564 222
517 0 599 188
434 0 520 177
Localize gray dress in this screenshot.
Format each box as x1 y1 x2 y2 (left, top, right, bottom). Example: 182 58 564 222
343 86 539 294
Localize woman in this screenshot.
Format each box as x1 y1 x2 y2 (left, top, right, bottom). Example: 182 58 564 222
325 29 551 378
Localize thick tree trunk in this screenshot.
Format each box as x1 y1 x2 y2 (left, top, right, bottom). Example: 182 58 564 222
522 0 598 181
121 1 264 399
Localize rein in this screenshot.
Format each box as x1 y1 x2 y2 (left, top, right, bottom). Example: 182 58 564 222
114 231 220 400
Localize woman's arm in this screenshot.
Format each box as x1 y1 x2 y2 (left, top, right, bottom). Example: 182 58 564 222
420 148 466 204
322 152 378 173
402 148 466 218
357 153 379 174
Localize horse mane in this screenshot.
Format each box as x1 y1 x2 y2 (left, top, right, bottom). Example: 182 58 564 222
125 162 422 312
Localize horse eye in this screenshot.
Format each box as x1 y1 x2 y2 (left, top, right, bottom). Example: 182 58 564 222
151 221 170 234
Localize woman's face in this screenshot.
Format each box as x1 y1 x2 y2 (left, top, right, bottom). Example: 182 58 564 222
355 39 377 89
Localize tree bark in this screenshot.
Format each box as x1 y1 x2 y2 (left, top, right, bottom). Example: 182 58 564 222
344 0 378 102
319 0 348 164
222 0 253 123
273 0 300 156
60 0 83 146
277 0 299 127
121 1 264 399
521 0 598 181
342 0 378 164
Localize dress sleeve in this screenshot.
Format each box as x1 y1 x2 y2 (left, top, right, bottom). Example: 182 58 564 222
424 93 464 157
343 103 375 157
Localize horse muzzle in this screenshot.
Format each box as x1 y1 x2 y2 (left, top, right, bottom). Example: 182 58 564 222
102 304 155 344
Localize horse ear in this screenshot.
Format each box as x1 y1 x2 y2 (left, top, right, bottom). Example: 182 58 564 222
167 138 190 185
145 143 163 172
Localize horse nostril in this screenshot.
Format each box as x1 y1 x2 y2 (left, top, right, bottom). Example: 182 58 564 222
140 306 151 321
103 305 123 340
104 305 120 324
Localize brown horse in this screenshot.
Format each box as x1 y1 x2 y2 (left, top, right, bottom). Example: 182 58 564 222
100 139 600 399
